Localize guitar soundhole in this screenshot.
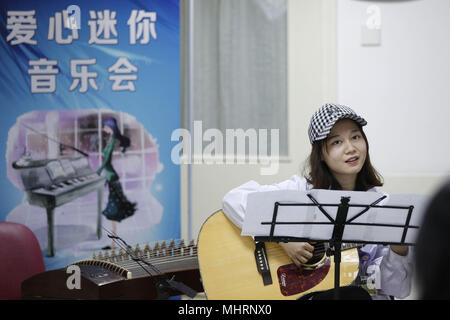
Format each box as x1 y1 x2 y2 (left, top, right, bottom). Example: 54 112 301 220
306 242 326 265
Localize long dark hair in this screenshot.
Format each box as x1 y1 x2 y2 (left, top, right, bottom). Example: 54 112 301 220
303 124 383 191
102 118 130 153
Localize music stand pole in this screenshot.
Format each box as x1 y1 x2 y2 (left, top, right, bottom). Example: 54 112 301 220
331 196 350 300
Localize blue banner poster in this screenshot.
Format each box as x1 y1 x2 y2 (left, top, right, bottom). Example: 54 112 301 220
0 0 180 270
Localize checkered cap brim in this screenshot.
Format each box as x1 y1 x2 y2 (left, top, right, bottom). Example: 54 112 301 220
308 103 367 144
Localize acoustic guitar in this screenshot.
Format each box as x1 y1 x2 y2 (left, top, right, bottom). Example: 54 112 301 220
197 210 361 300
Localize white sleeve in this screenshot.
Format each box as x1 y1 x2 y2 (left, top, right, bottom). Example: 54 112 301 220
378 247 415 299
222 175 307 229
365 188 414 299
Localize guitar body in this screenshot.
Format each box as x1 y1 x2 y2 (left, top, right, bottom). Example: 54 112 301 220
198 210 360 300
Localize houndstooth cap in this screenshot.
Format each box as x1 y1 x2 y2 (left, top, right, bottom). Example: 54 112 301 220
308 103 367 144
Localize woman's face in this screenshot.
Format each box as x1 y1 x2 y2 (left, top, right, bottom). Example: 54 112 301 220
321 119 367 180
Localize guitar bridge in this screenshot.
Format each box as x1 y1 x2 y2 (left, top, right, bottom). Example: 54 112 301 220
254 242 272 286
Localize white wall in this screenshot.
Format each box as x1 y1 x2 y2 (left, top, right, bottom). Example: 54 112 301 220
337 0 450 191
337 0 450 300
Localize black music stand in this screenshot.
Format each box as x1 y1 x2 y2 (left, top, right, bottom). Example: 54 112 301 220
253 193 420 300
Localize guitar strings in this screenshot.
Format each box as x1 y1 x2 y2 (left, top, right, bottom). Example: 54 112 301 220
263 246 327 254
263 243 362 259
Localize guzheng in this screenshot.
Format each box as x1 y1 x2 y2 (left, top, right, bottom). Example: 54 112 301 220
14 156 106 257
21 239 203 299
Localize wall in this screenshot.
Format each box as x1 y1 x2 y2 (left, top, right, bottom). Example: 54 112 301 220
337 0 450 195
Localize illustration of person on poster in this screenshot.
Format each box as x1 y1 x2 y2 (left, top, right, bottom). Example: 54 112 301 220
97 117 137 249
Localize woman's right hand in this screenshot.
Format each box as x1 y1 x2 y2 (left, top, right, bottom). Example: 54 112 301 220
279 242 315 267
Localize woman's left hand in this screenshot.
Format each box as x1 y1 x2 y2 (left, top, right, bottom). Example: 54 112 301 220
390 245 409 256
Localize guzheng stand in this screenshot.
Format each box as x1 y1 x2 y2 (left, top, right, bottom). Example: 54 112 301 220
254 194 419 300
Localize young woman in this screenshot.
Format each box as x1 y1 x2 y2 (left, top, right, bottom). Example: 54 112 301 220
97 117 137 248
222 104 413 300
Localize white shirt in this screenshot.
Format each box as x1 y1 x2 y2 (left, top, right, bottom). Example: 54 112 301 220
222 174 414 300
